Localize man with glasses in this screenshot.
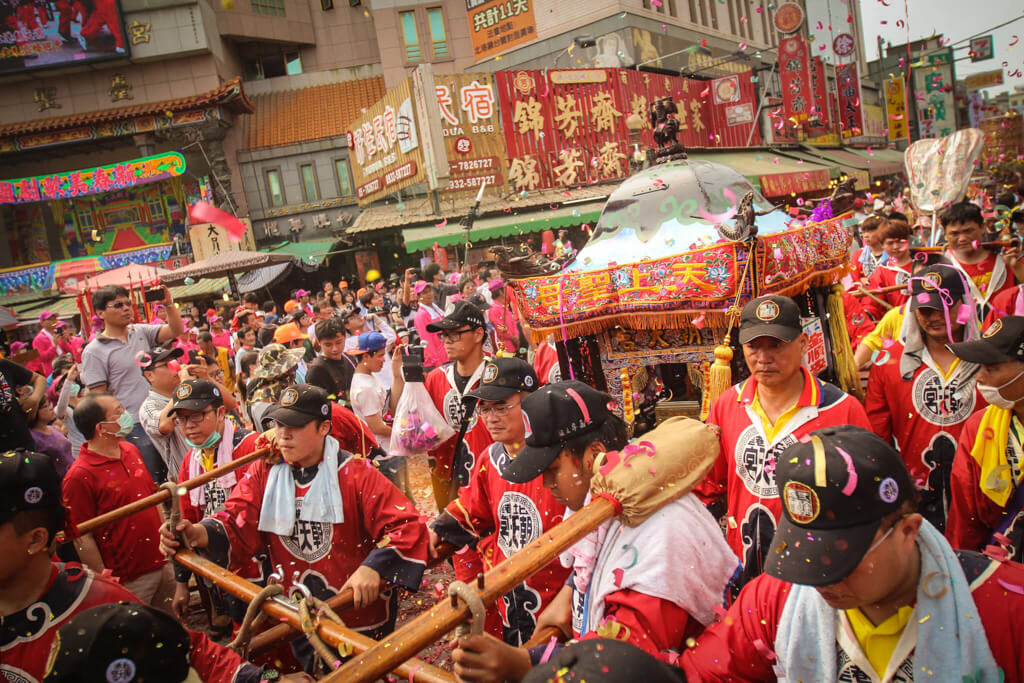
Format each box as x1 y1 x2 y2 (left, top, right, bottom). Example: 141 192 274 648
166 379 262 636
681 426 1024 682
81 285 185 484
159 384 428 671
428 358 570 646
139 346 191 479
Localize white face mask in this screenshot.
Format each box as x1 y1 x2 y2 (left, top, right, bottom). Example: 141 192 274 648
977 369 1024 410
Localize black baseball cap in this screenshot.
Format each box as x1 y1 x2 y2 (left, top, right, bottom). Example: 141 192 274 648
43 602 191 683
765 426 913 587
140 345 183 372
167 379 224 415
262 384 332 428
738 295 802 345
949 315 1024 364
522 638 686 683
426 300 486 333
909 264 966 311
503 380 613 484
468 358 539 401
0 449 63 526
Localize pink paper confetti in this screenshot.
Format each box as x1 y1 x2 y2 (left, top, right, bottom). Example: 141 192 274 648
997 578 1024 595
836 446 858 495
612 568 625 588
692 314 705 329
436 217 448 228
538 636 559 664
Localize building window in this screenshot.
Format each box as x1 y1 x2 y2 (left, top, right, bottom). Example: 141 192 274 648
147 196 165 220
300 164 319 202
427 8 448 59
266 169 284 207
251 0 285 15
400 11 421 62
335 159 353 197
77 209 94 231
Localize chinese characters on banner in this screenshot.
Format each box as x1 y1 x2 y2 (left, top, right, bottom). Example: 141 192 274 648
836 62 864 139
807 56 831 136
0 152 186 205
778 35 813 134
189 219 255 261
759 168 831 197
434 72 509 194
347 78 427 205
884 77 909 141
467 0 537 62
913 63 955 139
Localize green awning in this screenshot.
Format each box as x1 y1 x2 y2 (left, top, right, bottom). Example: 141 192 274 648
801 144 903 179
16 296 81 320
684 150 834 191
402 203 604 253
266 238 339 268
846 147 905 176
169 277 229 300
772 148 843 178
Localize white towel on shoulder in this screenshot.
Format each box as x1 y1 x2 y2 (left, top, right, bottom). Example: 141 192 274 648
258 435 344 535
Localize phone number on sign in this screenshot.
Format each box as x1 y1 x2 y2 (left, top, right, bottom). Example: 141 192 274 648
444 174 502 192
449 157 499 174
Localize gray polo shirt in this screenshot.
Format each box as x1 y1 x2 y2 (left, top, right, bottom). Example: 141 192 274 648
139 389 191 480
81 324 163 421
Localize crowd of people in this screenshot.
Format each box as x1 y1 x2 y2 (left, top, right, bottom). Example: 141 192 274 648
4 173 1024 682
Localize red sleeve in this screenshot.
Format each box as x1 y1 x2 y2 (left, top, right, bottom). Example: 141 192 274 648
426 369 457 479
579 589 694 664
850 250 865 282
331 404 379 455
177 453 201 525
976 559 1024 682
212 462 270 571
864 362 894 445
986 285 1019 325
843 393 873 431
187 629 254 683
695 394 729 506
680 574 788 682
946 412 1001 552
62 469 97 527
861 267 888 321
444 453 496 542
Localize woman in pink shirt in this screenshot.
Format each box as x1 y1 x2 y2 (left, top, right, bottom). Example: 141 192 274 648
487 281 520 354
413 281 448 369
31 311 61 377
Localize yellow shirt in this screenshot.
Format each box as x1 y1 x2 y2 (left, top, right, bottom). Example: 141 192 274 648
750 391 801 443
845 605 914 678
860 303 906 353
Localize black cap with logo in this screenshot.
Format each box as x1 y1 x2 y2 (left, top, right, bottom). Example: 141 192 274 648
738 295 803 345
262 383 332 428
167 379 224 415
140 345 183 372
502 380 613 484
909 264 967 311
43 603 191 683
425 300 487 333
949 315 1024 364
0 448 63 526
522 638 685 683
468 357 539 401
765 425 913 587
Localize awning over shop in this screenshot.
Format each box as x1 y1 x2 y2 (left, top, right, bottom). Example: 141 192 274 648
169 277 229 300
794 145 871 189
846 147 906 176
265 238 341 270
402 202 604 253
15 296 82 320
686 151 834 198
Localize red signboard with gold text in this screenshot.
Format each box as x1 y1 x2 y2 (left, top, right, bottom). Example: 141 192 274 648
760 168 831 197
837 62 864 138
779 36 813 135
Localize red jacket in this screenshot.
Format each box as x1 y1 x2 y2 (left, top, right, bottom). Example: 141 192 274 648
330 402 379 456
432 441 572 645
862 261 912 321
681 551 1024 682
532 342 562 385
947 408 1023 556
699 368 871 578
425 362 493 482
865 342 982 531
202 440 428 632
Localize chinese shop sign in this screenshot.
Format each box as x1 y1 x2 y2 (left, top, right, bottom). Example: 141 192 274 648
467 0 537 61
759 168 831 198
779 36 813 133
434 72 508 194
347 78 427 206
836 62 864 139
913 63 955 139
884 77 909 141
0 151 185 205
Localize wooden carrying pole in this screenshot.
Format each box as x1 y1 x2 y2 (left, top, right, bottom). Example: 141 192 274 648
173 551 452 683
72 447 270 538
322 497 619 683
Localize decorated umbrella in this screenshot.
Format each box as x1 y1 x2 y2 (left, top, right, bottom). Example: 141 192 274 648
505 159 857 411
160 250 297 299
904 128 985 245
65 262 172 295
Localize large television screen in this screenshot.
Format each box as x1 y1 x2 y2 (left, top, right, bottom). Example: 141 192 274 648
0 0 129 75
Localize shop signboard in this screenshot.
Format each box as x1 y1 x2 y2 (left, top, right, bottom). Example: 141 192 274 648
434 72 508 194
837 62 864 138
913 63 956 139
884 77 909 141
189 219 255 261
467 0 537 62
779 36 813 133
0 151 186 205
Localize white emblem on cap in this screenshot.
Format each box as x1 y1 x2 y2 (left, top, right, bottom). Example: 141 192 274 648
984 319 1003 338
106 658 137 683
321 404 329 416
213 387 220 397
281 388 299 406
878 477 899 504
444 303 456 316
175 383 192 399
524 375 534 388
756 300 780 322
483 364 499 383
24 486 43 504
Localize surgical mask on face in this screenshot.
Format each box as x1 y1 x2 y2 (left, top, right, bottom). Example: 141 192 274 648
186 429 222 450
103 412 134 437
978 369 1024 410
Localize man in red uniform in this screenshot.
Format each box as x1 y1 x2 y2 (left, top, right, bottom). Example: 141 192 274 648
698 295 871 585
942 201 1018 308
430 358 569 645
862 219 916 321
531 339 562 386
682 426 1024 682
451 383 738 681
62 393 175 612
947 316 1024 560
168 379 262 633
77 0 125 52
866 265 983 532
159 384 428 670
1 450 282 683
392 300 493 510
851 215 887 284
